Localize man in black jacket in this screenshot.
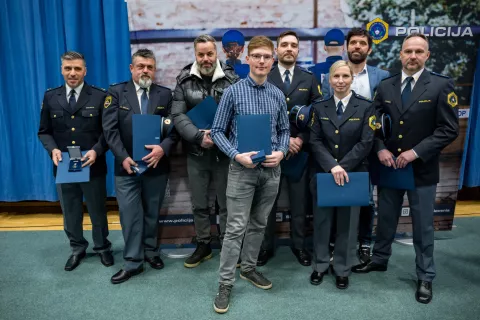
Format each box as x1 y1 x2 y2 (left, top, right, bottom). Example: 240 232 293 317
172 34 238 268
103 49 178 284
38 51 113 271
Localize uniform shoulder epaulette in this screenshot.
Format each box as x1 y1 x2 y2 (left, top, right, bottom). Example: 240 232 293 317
155 83 172 91
354 93 372 102
381 73 400 82
430 71 449 79
90 84 106 92
46 85 62 92
110 81 128 87
313 97 329 104
299 67 313 74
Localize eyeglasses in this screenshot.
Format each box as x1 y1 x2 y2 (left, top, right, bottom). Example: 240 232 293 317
249 54 273 61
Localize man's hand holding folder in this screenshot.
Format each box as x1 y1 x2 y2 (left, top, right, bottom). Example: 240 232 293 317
143 144 165 168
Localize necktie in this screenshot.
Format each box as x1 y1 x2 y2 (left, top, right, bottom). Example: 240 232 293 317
337 101 344 120
141 88 149 114
401 76 413 110
284 70 291 91
69 89 76 112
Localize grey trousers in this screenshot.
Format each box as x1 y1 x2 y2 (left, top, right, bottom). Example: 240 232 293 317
262 166 308 251
115 173 168 271
57 175 111 255
372 185 437 281
219 161 281 286
187 150 229 244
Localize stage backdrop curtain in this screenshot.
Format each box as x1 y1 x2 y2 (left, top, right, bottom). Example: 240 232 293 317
460 46 480 188
0 0 131 201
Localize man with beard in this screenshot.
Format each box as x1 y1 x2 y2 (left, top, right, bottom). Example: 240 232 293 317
322 28 390 263
352 33 459 304
38 51 113 271
103 48 178 284
172 35 238 268
257 30 322 267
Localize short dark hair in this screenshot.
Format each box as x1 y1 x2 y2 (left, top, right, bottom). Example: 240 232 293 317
132 48 156 64
61 51 85 66
277 30 299 46
403 32 429 49
346 28 372 50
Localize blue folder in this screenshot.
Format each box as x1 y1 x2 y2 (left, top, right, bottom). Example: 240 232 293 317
281 151 308 182
186 96 218 129
378 163 415 190
56 151 90 184
131 161 149 176
236 114 272 156
132 114 161 161
316 172 370 207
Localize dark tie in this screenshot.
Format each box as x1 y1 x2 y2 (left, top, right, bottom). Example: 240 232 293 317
141 88 149 114
284 70 291 91
69 89 76 112
401 76 413 110
337 101 344 120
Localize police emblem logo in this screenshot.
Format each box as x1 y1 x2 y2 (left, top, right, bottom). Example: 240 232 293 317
447 92 458 108
104 96 112 108
367 18 389 44
369 115 378 130
164 119 171 125
299 114 305 121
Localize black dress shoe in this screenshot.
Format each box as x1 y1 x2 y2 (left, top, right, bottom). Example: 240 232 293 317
64 251 86 271
358 245 371 264
145 256 164 270
310 270 327 285
336 276 349 289
111 267 144 284
256 249 274 266
99 251 114 267
351 260 387 273
291 248 311 266
416 280 433 304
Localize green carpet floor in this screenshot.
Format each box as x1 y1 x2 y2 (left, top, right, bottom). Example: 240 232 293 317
1 218 479 320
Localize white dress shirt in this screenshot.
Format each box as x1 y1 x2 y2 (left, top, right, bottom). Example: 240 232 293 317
401 68 424 93
134 82 150 114
333 91 353 112
65 82 84 102
351 64 371 99
278 63 295 83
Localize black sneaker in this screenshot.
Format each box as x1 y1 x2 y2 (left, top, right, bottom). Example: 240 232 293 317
214 284 233 314
184 242 212 268
358 244 371 264
240 269 272 289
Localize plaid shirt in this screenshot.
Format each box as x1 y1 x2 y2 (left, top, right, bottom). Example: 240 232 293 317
211 75 290 160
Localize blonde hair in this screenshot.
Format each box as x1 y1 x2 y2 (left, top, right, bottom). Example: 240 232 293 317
329 60 353 79
248 36 274 55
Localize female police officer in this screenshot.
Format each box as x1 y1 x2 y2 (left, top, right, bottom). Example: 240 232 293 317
308 60 375 289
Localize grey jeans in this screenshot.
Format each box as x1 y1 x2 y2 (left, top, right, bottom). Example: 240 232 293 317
219 161 281 286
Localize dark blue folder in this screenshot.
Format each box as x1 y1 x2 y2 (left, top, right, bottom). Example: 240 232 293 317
281 151 308 182
186 96 218 129
56 151 90 184
132 114 161 161
378 163 415 190
236 114 272 156
316 172 370 207
131 161 149 176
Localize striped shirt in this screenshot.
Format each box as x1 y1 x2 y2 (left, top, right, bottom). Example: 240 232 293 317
211 75 290 160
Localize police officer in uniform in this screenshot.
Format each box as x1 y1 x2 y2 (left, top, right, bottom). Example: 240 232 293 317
102 49 178 284
309 61 375 289
308 28 345 84
257 30 322 266
352 33 459 304
38 51 113 271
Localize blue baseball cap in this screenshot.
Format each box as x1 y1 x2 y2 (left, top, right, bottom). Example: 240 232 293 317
222 30 245 47
324 28 345 46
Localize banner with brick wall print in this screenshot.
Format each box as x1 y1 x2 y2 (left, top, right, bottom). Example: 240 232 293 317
127 0 479 245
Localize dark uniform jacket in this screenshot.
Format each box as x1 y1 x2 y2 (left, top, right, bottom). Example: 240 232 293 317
102 80 178 176
38 83 108 177
268 65 323 148
373 70 459 186
171 61 238 156
309 92 375 174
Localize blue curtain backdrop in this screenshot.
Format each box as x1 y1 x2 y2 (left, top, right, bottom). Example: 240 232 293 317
0 0 131 201
460 45 480 188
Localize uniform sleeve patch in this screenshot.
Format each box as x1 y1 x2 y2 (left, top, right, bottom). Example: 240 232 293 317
104 96 112 108
447 92 458 108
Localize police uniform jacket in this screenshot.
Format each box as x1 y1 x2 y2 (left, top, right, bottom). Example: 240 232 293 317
309 92 375 174
102 80 178 176
373 70 459 186
268 65 323 148
38 83 108 177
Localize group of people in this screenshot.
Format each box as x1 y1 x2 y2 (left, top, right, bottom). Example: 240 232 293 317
38 27 459 314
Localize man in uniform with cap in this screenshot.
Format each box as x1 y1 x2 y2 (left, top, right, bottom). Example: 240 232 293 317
222 30 249 78
352 33 459 304
257 30 322 267
38 51 113 271
309 28 345 84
